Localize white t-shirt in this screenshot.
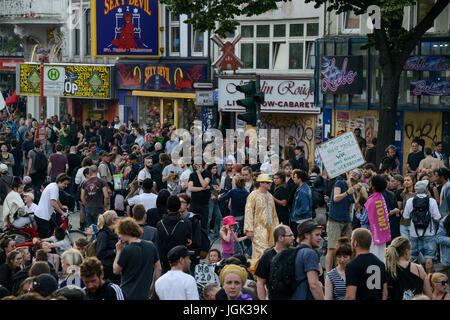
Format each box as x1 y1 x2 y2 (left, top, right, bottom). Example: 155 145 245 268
25 202 38 214
127 192 157 211
403 194 441 237
48 235 71 256
155 270 199 300
138 168 152 182
35 183 60 221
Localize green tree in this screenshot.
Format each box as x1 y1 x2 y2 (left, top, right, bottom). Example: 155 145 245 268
161 0 449 165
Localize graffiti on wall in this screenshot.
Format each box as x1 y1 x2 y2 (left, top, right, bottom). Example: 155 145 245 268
404 120 440 144
261 114 315 163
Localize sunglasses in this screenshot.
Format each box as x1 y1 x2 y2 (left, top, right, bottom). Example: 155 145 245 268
438 280 448 285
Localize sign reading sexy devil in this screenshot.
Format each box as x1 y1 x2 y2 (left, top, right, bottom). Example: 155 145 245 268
91 0 160 57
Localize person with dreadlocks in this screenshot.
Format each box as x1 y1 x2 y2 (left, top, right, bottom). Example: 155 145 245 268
385 236 432 300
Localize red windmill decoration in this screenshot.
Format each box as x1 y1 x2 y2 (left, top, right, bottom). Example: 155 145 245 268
211 34 243 72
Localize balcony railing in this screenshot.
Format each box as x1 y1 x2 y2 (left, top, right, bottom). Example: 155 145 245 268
0 0 65 18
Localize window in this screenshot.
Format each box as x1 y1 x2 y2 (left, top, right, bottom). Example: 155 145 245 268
418 0 435 24
86 9 91 55
306 23 319 36
239 21 319 71
241 43 254 69
343 11 360 30
273 24 286 37
241 25 254 38
256 43 270 69
289 43 303 69
192 30 204 53
290 24 304 37
170 12 180 54
74 28 80 56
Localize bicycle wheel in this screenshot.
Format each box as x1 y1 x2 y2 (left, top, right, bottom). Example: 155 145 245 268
6 231 32 246
63 230 87 248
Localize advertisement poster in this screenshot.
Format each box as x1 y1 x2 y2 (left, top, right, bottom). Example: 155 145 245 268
320 56 363 94
365 117 375 144
18 63 112 99
404 56 450 71
91 0 160 57
218 77 319 114
336 111 349 133
115 63 208 92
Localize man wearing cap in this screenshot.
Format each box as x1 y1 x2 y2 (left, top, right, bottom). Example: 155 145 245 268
98 150 113 187
244 173 279 270
32 273 58 297
154 245 199 300
291 220 324 300
113 217 161 300
403 179 441 274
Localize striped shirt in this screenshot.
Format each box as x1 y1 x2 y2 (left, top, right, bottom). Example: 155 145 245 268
327 268 346 300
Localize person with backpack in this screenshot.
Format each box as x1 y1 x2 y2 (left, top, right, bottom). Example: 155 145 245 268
403 179 441 274
156 195 192 274
255 224 294 300
26 140 48 197
289 220 324 300
45 120 58 157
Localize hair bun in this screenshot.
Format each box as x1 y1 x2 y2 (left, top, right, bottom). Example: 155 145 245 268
336 236 350 246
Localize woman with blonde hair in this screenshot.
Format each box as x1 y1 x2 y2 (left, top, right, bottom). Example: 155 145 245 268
429 272 450 300
96 210 120 284
399 174 416 238
59 248 84 289
385 236 432 300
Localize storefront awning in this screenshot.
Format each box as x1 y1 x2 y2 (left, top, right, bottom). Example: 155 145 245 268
132 90 196 99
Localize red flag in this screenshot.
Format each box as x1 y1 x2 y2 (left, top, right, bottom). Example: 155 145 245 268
5 91 19 105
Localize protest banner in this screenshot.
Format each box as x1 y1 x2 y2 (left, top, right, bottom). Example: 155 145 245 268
317 132 365 179
364 192 391 245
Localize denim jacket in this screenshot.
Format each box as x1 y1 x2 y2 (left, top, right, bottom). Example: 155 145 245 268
436 216 450 267
291 183 312 222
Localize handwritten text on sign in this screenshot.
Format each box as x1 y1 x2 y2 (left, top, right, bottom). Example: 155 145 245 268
317 132 365 179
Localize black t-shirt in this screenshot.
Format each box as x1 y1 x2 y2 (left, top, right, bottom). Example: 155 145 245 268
83 177 107 208
286 178 297 209
254 248 278 299
117 240 159 300
99 127 114 145
189 171 211 205
407 151 425 171
271 185 290 224
85 279 124 300
345 253 388 300
380 156 397 172
67 153 82 177
22 140 34 160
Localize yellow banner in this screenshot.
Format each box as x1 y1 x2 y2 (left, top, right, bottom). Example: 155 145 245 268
19 63 112 99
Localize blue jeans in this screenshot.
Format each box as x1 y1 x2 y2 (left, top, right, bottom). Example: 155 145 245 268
207 198 222 238
400 225 410 238
410 235 436 259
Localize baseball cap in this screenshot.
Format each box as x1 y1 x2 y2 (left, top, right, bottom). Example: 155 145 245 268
167 245 195 263
297 219 322 236
52 285 86 300
128 153 138 160
33 274 58 297
0 164 8 173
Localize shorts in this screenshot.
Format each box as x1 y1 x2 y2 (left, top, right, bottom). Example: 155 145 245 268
410 236 436 259
327 218 352 250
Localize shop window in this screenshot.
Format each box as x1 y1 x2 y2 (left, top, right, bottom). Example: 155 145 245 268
192 29 204 54
178 99 200 130
289 43 303 69
306 23 319 37
290 24 304 37
256 43 270 69
336 41 347 55
370 50 381 108
305 41 315 69
351 42 368 107
273 24 286 37
241 25 254 38
139 97 160 129
241 43 254 69
256 25 270 37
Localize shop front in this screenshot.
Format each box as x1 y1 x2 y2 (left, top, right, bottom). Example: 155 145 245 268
315 36 450 173
115 59 209 131
218 75 320 166
0 58 24 94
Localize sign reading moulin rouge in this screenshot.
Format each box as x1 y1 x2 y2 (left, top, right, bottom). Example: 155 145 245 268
91 0 159 57
219 77 319 114
320 56 363 94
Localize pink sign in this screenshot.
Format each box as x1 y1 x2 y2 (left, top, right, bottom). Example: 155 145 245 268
364 192 391 245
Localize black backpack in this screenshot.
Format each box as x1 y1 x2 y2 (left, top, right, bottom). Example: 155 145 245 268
268 244 310 300
48 127 58 143
411 196 432 238
33 150 48 173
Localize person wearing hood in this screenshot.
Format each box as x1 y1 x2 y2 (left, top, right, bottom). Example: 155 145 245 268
156 195 192 274
403 180 441 274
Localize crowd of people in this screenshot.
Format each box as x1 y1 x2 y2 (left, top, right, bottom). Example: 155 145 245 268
0 110 448 301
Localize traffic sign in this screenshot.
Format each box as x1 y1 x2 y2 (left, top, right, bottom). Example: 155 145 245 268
193 82 213 89
44 66 65 96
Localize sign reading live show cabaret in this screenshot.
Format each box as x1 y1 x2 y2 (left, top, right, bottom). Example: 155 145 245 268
115 63 208 92
404 56 450 71
219 77 319 114
17 63 113 99
91 0 159 57
320 56 363 95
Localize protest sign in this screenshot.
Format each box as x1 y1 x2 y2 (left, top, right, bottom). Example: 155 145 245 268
364 192 391 245
317 132 365 179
